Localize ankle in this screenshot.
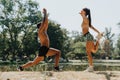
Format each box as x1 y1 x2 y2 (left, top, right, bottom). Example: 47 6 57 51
54 66 60 71
89 65 93 67
18 66 24 71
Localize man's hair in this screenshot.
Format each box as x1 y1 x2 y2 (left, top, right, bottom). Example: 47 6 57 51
37 22 41 29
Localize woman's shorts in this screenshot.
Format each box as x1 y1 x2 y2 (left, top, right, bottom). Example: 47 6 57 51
84 32 94 41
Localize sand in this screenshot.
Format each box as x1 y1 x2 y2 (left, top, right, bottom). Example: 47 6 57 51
0 71 120 80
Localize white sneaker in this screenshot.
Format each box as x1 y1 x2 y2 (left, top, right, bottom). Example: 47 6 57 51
84 66 94 72
96 32 104 40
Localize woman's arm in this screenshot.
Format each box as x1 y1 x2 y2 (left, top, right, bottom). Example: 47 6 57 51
90 25 100 34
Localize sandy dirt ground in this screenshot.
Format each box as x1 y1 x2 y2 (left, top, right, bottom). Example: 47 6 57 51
0 71 120 80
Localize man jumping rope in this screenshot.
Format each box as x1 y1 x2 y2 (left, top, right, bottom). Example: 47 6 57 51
18 8 61 71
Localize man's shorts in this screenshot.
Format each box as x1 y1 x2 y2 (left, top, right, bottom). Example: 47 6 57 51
38 46 49 57
84 32 94 41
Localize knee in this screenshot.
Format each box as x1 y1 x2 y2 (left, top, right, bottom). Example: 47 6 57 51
91 49 97 53
86 50 91 55
31 60 41 65
56 50 61 56
29 61 34 64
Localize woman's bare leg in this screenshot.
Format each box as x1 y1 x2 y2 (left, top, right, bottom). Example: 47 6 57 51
87 50 93 66
86 41 94 66
92 33 103 53
91 40 99 53
85 41 94 72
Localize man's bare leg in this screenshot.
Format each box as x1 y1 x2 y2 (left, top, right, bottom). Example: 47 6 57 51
18 56 44 71
46 48 61 70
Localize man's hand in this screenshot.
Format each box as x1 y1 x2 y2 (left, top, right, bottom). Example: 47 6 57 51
43 8 47 15
42 8 48 23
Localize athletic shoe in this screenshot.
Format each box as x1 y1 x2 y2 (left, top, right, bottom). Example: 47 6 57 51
54 66 60 71
84 66 94 72
96 32 104 40
18 66 24 71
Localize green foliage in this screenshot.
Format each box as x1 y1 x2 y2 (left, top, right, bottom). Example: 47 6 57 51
48 21 69 61
116 35 120 56
116 23 120 57
71 31 86 42
66 31 86 60
102 27 115 58
48 22 64 49
0 0 41 61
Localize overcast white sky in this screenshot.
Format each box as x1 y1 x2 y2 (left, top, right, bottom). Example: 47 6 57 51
34 0 120 44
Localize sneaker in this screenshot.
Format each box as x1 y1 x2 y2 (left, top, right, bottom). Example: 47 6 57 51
18 66 24 71
84 66 94 72
54 66 60 71
96 32 104 40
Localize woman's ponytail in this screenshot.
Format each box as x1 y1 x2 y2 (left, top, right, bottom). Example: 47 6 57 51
88 11 91 27
83 8 92 27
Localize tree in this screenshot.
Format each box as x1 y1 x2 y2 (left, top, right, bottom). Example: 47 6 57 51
48 21 69 61
0 0 42 61
102 27 115 59
116 36 120 56
66 31 86 60
116 23 120 58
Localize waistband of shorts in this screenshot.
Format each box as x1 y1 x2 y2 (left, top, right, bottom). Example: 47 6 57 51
84 32 89 36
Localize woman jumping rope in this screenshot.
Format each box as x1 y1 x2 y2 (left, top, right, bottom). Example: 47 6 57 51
79 8 103 72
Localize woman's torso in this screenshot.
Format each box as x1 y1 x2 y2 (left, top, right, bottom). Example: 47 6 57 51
81 18 89 35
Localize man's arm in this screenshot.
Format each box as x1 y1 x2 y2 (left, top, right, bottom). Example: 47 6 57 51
42 8 48 27
38 8 48 32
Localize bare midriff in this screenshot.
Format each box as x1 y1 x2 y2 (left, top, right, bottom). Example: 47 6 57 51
81 21 89 35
